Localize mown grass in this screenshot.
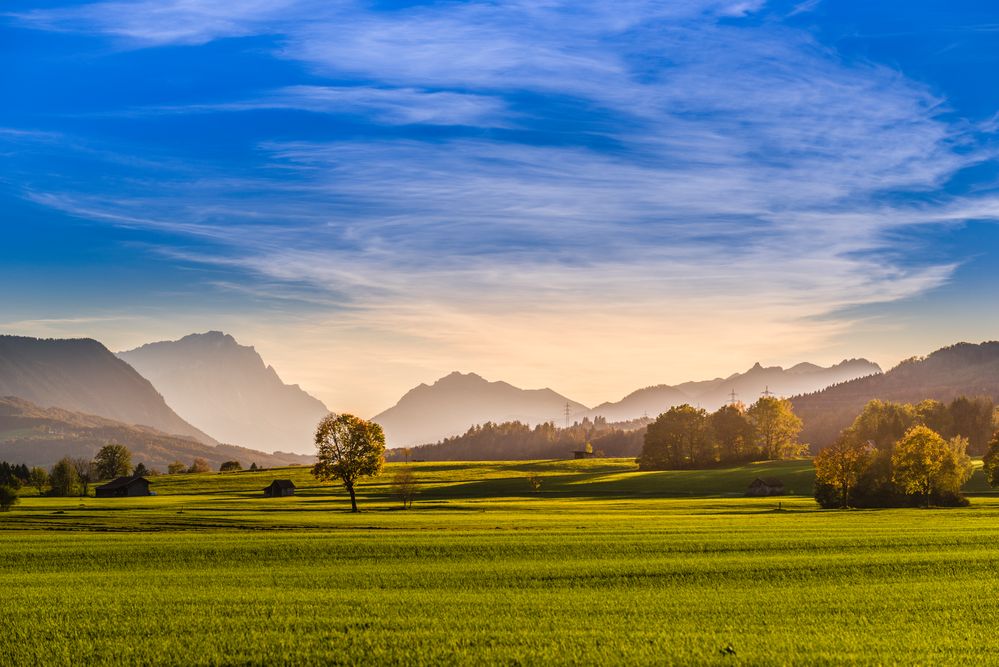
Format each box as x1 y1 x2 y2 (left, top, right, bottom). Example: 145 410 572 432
3 459 999 665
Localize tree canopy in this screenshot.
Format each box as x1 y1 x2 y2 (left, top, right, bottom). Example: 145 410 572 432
313 413 386 512
891 426 972 507
94 444 132 480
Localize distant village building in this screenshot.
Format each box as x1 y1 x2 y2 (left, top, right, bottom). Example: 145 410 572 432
747 478 785 497
95 476 152 498
263 480 296 497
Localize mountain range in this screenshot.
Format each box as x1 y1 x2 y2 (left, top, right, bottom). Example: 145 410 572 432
118 332 329 454
371 371 588 447
585 359 881 422
373 360 881 446
792 342 999 449
0 396 312 469
0 335 215 445
7 328 997 464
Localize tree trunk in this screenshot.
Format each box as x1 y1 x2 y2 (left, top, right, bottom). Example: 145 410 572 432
347 484 358 512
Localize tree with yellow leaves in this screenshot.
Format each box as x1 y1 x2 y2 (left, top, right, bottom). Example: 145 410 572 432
891 425 972 507
813 437 874 508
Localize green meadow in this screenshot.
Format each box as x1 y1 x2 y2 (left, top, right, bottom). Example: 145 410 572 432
3 459 999 665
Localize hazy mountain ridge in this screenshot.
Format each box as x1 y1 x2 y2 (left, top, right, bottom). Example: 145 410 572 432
792 342 999 449
0 396 312 469
372 371 588 447
374 360 880 447
118 332 329 454
584 358 881 422
0 335 216 445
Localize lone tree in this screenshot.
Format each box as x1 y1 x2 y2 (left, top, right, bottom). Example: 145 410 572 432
391 468 418 509
188 458 211 474
312 413 385 512
0 484 18 512
219 460 242 473
133 462 149 477
168 461 187 475
94 444 132 480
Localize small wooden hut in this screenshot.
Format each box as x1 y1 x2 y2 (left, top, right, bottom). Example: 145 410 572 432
746 478 784 497
263 480 296 497
95 476 152 498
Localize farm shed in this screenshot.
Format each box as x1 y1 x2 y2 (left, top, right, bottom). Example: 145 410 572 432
95 476 152 498
746 478 784 497
263 480 296 497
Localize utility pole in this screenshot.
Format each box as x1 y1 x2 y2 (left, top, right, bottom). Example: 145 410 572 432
761 385 774 398
728 389 738 405
564 402 571 429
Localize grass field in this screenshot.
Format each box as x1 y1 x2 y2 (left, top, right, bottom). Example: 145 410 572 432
3 459 999 665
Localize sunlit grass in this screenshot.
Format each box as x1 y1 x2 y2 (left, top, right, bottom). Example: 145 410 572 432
3 459 999 664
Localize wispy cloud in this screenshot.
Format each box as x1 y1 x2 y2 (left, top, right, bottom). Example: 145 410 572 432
8 0 999 412
135 85 511 127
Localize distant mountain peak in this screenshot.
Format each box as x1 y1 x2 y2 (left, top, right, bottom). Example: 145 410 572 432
119 332 328 453
0 334 215 444
373 372 587 447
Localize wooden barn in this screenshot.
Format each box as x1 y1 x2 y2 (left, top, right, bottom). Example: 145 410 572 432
746 478 784 497
263 480 296 497
95 476 152 498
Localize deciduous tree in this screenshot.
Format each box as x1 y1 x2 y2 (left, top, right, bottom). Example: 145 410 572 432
94 444 132 480
49 458 78 497
710 404 756 463
71 458 95 496
982 431 999 488
392 468 418 508
891 425 971 507
27 467 48 495
312 413 385 512
747 397 804 460
219 460 242 473
188 458 210 474
813 437 874 508
639 405 712 470
168 461 187 475
0 484 18 511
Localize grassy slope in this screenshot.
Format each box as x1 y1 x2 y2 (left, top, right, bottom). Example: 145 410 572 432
3 459 999 665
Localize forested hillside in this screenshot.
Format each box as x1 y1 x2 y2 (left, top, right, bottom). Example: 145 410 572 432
793 342 999 450
0 397 312 469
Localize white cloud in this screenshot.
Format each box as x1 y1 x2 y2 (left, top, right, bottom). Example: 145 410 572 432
9 0 999 412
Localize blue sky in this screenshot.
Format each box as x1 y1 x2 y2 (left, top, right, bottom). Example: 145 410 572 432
3 0 999 415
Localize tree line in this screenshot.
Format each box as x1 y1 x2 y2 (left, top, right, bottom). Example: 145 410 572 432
391 417 645 462
638 397 805 470
813 397 994 508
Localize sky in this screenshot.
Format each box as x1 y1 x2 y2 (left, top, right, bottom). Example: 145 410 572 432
3 0 999 416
